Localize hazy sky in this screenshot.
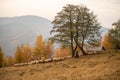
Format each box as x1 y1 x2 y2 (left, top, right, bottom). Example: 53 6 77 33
0 0 120 28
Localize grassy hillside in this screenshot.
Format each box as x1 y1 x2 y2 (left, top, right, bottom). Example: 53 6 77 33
0 51 120 80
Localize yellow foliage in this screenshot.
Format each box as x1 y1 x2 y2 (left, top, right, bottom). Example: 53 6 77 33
33 35 46 60
3 56 14 67
102 34 113 50
44 40 54 59
22 44 32 62
54 47 70 58
14 46 23 63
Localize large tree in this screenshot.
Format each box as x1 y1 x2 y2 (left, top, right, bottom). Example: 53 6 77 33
50 4 101 57
108 19 120 49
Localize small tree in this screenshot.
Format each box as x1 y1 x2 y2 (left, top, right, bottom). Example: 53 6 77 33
22 44 32 62
44 40 54 59
102 34 113 50
4 56 14 67
0 47 4 68
33 35 45 60
14 46 23 63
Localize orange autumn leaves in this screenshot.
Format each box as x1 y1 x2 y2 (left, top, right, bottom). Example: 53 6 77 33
13 35 71 64
33 35 54 60
54 47 71 58
14 44 32 64
14 35 54 63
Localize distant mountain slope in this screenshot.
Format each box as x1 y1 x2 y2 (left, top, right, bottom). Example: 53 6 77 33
0 15 53 38
100 27 108 37
0 15 52 56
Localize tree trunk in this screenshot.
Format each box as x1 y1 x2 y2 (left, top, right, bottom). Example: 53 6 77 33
73 45 78 57
74 38 87 55
79 46 87 55
70 12 75 57
71 44 74 57
70 31 74 57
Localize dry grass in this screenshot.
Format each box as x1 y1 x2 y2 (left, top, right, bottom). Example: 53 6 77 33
0 51 120 80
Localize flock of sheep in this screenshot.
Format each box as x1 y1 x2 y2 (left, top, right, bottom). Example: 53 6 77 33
14 56 71 67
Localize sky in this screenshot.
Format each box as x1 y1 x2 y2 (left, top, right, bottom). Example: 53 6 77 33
0 0 120 28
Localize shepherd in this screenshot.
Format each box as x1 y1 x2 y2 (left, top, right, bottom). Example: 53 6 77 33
75 51 79 58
